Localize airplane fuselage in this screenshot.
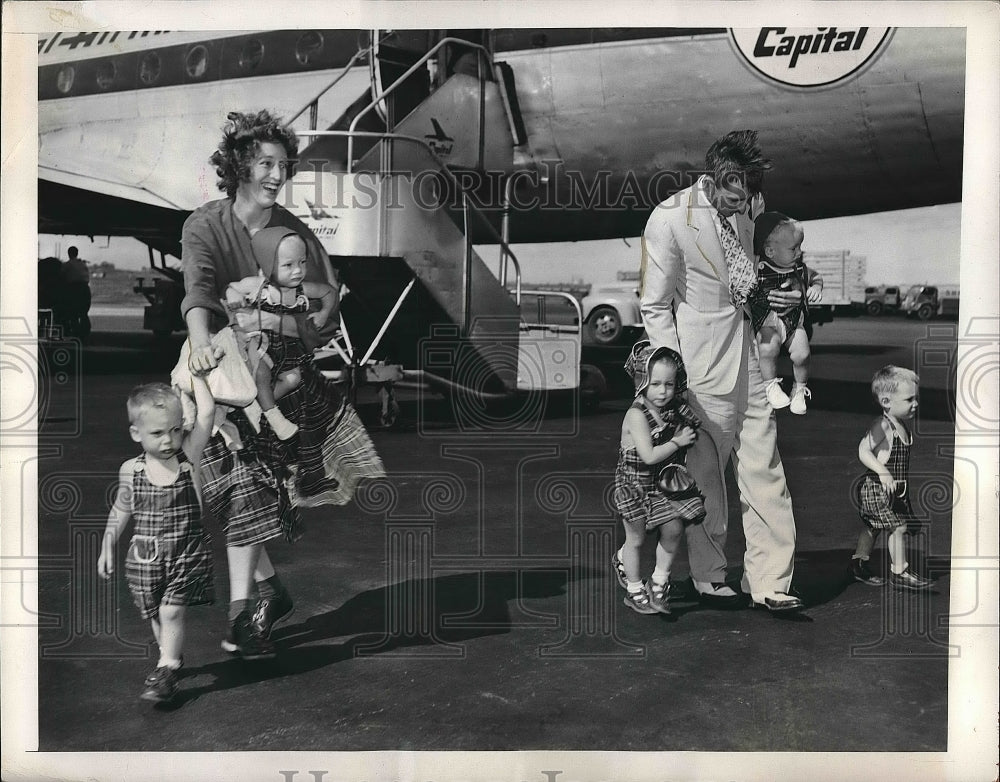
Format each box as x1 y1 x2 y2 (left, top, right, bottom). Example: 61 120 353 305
37 27 965 248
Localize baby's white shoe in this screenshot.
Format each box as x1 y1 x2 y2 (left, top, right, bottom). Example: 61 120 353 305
765 378 791 409
789 384 811 415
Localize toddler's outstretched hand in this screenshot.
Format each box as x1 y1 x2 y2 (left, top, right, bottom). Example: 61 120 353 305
97 539 114 579
673 426 697 448
806 284 823 304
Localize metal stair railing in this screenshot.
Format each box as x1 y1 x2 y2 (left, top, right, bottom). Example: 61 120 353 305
297 128 522 307
346 36 495 173
297 128 523 370
285 47 369 131
284 32 395 132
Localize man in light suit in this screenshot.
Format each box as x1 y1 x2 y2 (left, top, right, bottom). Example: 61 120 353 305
639 130 804 611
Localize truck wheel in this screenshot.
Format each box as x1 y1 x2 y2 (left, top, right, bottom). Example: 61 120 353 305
917 303 934 320
588 306 623 345
866 301 883 316
579 364 608 412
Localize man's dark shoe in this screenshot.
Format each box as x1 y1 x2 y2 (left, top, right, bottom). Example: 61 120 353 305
221 610 277 659
751 593 805 612
850 557 885 586
694 581 745 609
251 593 295 639
139 665 179 703
889 568 932 592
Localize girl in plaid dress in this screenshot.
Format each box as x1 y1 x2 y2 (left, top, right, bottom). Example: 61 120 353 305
612 341 707 615
850 365 933 591
98 380 216 703
243 227 385 508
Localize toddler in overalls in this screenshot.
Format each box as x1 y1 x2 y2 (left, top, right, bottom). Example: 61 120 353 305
611 340 707 615
98 380 216 703
850 364 933 590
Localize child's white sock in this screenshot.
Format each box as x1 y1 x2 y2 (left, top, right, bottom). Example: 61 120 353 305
626 580 644 593
264 407 299 440
890 560 909 575
157 656 183 671
651 568 670 586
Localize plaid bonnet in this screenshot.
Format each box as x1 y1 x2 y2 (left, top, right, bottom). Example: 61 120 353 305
624 340 688 397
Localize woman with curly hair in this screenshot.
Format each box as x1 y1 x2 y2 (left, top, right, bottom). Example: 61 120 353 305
180 109 340 660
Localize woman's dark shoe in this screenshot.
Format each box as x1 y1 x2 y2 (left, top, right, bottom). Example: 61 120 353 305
252 593 295 639
221 610 277 659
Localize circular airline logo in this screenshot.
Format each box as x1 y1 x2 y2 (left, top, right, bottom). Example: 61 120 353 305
729 27 892 88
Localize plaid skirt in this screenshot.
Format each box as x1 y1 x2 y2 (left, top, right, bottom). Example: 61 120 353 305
857 474 913 531
262 332 385 507
200 421 301 547
614 451 706 531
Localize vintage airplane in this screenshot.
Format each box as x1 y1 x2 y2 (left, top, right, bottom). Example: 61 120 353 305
38 27 964 247
36 27 965 415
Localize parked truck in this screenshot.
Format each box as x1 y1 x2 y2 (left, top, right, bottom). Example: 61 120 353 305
864 284 903 315
802 250 867 326
900 284 960 320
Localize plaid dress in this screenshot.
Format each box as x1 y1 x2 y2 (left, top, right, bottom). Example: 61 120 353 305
614 399 707 530
259 327 385 508
200 411 302 547
747 259 811 337
124 454 214 619
857 418 914 531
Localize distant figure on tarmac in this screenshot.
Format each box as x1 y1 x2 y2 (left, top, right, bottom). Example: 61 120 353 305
62 246 92 338
748 212 824 415
37 256 66 334
640 129 805 612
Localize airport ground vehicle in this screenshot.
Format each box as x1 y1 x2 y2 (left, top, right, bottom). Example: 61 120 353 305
580 272 643 346
864 284 902 315
801 250 867 326
900 284 960 319
132 247 185 338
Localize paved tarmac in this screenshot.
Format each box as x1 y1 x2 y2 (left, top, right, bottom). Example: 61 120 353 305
34 315 957 752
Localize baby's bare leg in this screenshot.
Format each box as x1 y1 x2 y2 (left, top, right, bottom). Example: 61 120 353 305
273 369 302 400
254 360 278 411
757 325 781 381
788 327 812 385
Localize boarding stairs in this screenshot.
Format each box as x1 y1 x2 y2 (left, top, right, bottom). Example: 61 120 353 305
284 32 586 423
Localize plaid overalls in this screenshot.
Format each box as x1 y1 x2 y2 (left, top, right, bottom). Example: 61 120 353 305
124 453 214 619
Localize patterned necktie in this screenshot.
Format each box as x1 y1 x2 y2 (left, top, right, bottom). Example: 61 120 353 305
717 214 757 308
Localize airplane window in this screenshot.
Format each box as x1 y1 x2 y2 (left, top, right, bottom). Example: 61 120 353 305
140 52 161 85
186 45 208 79
96 61 116 90
295 31 324 65
239 39 264 70
56 65 75 94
